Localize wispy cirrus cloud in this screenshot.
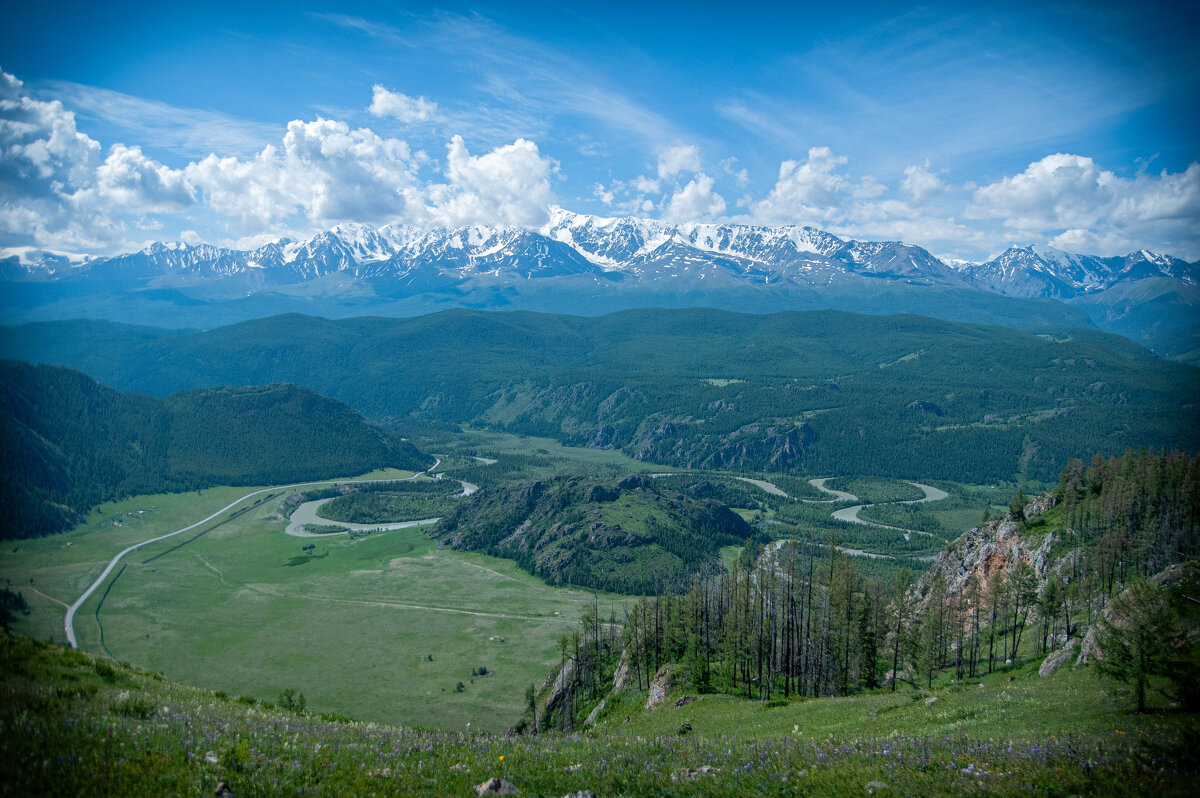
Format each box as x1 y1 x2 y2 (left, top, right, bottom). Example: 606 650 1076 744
319 11 680 149
41 80 281 159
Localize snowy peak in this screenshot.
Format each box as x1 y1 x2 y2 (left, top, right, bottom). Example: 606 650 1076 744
3 211 1194 306
962 245 1197 299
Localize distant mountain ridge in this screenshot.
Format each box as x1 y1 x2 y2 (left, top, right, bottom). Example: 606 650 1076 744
2 209 1196 361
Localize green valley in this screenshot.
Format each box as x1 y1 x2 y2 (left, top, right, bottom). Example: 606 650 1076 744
1 312 1196 797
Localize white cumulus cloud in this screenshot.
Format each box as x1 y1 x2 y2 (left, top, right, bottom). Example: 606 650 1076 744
900 161 943 204
429 135 555 227
185 118 423 232
664 173 726 222
92 144 194 212
967 153 1200 255
368 85 438 124
752 146 852 225
0 71 193 252
657 143 701 179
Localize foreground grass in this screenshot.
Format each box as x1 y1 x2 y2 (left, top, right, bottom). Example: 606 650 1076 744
2 635 1196 797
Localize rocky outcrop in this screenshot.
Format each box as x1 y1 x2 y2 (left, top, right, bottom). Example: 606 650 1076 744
906 400 944 416
628 420 818 473
584 650 631 727
583 699 606 726
914 494 1060 616
610 653 631 692
1073 561 1200 667
1039 639 1077 676
474 777 518 796
1076 625 1101 666
646 666 674 709
528 657 577 731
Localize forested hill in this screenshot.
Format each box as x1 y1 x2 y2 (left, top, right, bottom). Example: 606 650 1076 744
0 361 432 538
2 309 1198 482
433 475 753 594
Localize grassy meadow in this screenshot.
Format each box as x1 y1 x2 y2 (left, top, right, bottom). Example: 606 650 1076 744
1 429 1027 737
1 465 626 733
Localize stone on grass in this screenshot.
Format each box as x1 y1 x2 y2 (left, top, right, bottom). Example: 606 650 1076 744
671 765 717 781
474 777 518 796
924 696 938 707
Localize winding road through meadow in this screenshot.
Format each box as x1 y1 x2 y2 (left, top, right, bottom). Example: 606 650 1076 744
65 460 441 648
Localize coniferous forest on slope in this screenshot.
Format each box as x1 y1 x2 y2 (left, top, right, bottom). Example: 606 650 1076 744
2 309 1197 485
0 360 431 538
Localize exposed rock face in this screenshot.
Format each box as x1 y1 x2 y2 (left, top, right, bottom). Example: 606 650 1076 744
646 666 673 709
906 400 944 416
530 657 577 731
1039 639 1077 676
584 484 618 503
1075 561 1200 666
610 653 630 692
914 494 1060 616
629 421 818 472
584 650 631 727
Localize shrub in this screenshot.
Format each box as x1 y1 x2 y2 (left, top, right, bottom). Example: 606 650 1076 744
112 695 155 718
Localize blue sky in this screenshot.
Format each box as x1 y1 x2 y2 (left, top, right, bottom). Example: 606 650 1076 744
2 0 1197 260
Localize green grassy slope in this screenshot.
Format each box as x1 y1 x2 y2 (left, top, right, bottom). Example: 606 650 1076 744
2 633 1196 797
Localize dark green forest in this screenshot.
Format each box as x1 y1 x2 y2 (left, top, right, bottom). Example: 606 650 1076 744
0 360 432 539
2 309 1196 484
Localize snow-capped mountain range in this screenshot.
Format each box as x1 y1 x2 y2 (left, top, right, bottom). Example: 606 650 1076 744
7 209 1193 297
2 209 1196 361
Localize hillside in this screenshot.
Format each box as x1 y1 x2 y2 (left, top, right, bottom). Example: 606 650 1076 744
0 361 432 538
2 617 1196 796
515 449 1199 743
2 309 1196 484
433 475 753 593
